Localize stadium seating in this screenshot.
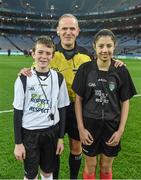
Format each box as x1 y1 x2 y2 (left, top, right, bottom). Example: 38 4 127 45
0 0 141 56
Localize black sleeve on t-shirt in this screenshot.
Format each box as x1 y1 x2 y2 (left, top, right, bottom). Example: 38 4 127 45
72 63 87 97
58 107 66 138
13 108 23 144
118 66 137 101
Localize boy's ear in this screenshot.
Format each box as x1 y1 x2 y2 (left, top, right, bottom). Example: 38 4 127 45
51 52 55 59
31 51 35 58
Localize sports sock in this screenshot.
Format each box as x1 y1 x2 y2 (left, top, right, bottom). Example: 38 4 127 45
40 173 53 180
83 171 95 179
100 170 112 180
53 155 60 179
69 153 82 179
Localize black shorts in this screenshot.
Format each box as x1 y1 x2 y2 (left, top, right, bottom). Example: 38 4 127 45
22 124 59 179
65 103 80 141
82 118 121 157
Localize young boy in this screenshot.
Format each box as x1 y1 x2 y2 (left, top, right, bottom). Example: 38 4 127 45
72 29 137 179
13 36 70 180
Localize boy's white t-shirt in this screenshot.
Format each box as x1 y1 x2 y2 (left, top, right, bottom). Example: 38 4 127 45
13 69 70 130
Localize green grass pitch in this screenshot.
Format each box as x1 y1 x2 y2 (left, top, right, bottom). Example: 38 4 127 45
0 55 141 179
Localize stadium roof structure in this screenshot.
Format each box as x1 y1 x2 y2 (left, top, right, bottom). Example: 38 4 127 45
0 0 141 16
0 0 141 35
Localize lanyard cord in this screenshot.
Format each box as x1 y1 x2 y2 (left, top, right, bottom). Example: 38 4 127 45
35 70 53 109
35 70 55 124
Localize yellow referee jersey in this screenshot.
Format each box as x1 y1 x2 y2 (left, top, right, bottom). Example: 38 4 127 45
49 43 92 102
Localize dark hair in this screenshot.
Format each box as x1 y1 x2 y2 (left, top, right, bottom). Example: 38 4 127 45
93 29 116 47
32 36 55 54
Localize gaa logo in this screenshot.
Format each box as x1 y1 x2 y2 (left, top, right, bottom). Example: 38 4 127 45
29 86 35 91
109 81 115 91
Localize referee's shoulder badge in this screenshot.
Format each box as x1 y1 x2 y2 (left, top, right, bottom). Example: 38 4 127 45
109 81 116 91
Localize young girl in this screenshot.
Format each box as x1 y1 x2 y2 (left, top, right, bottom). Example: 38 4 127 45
72 29 137 179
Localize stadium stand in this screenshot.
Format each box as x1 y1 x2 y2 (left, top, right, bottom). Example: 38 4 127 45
0 0 141 56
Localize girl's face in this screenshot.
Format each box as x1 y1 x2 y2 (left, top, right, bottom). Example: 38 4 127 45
94 36 115 62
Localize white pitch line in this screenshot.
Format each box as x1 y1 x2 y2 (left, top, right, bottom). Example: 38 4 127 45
134 94 141 97
0 109 13 114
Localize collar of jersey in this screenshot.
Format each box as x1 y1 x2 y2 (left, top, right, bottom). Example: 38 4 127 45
56 42 79 60
93 58 116 73
32 68 51 80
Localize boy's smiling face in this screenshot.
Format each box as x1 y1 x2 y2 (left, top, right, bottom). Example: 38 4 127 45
32 43 54 71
